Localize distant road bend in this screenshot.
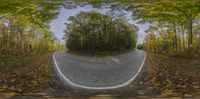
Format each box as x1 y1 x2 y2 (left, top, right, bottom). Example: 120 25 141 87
53 50 146 90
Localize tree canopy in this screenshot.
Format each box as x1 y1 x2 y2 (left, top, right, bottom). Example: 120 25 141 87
65 12 137 52
1 0 200 56
73 0 200 55
130 0 200 55
0 0 65 56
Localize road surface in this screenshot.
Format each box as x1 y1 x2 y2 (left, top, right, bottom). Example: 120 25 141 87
53 50 146 90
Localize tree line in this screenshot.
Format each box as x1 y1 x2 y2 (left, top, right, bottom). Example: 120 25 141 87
65 12 137 52
130 0 200 55
75 0 200 55
0 0 65 57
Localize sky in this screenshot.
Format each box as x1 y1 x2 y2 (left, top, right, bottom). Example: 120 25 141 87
50 4 149 44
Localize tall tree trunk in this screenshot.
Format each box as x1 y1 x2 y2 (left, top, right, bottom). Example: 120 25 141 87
173 22 178 53
178 26 181 53
188 19 193 49
181 25 186 51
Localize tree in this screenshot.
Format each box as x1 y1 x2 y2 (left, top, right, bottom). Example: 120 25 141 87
129 0 200 55
0 0 65 57
65 12 137 52
137 44 145 50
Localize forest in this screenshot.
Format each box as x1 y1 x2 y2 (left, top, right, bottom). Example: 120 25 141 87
1 0 199 56
0 0 66 96
131 1 200 55
0 0 64 57
76 0 200 56
65 12 137 52
0 0 200 98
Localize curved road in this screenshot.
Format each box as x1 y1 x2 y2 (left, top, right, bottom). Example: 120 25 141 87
53 50 146 90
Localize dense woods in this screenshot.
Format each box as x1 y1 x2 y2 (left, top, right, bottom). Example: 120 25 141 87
0 0 65 95
2 0 199 56
76 0 200 55
65 12 137 52
0 0 200 97
130 0 200 55
0 0 64 57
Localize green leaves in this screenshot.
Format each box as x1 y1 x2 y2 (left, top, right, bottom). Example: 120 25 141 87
0 0 63 26
0 0 65 57
132 0 200 54
65 12 137 52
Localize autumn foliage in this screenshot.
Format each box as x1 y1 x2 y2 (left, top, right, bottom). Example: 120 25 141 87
0 53 57 96
147 54 200 96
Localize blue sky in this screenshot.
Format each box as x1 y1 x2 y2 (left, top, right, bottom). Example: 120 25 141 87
50 5 149 44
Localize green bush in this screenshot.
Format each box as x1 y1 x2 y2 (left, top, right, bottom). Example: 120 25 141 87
137 44 144 50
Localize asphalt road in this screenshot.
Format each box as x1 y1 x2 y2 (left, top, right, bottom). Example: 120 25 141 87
53 50 146 89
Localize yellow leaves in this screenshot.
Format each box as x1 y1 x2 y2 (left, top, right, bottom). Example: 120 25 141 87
4 92 16 97
2 85 8 89
31 80 37 84
11 78 16 82
0 53 54 96
16 87 23 93
181 85 187 89
194 86 199 89
147 54 200 97
161 89 183 97
0 92 16 97
31 80 39 86
161 89 172 96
